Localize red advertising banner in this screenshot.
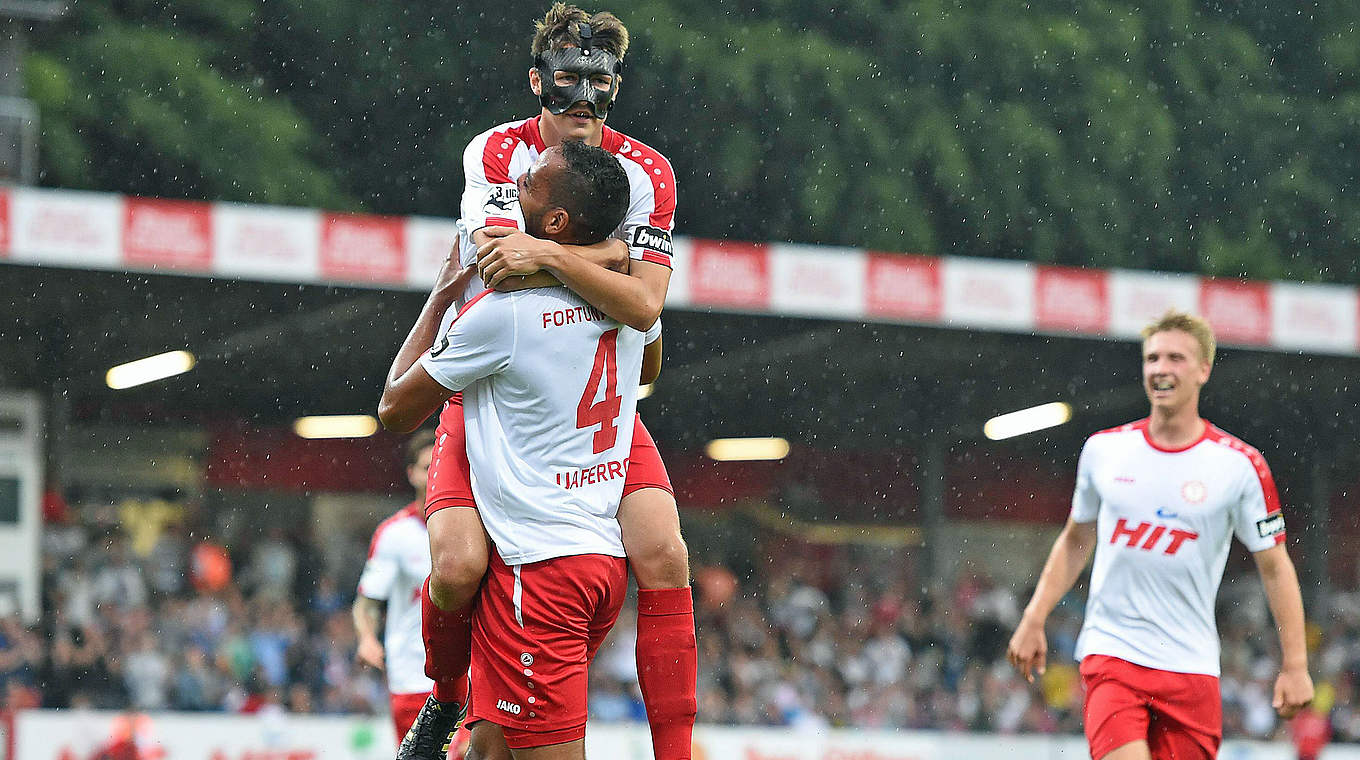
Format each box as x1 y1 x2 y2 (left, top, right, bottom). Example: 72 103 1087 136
1200 279 1272 345
1035 265 1109 334
687 240 771 309
865 253 942 321
319 213 406 284
123 197 213 271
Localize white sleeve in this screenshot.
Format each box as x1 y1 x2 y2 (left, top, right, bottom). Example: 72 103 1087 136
617 152 676 268
357 530 398 601
1069 439 1100 523
419 293 514 392
460 131 528 233
1232 452 1286 552
643 317 662 344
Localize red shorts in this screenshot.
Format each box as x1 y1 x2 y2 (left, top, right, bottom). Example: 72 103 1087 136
1081 655 1222 760
425 398 672 518
467 552 628 748
389 692 470 757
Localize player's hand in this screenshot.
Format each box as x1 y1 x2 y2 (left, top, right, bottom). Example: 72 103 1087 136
355 637 385 671
1006 617 1048 684
1273 667 1314 719
476 227 559 288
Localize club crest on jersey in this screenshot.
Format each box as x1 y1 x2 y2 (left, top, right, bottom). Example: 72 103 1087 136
631 225 673 256
484 185 519 214
1256 512 1285 539
1180 480 1207 504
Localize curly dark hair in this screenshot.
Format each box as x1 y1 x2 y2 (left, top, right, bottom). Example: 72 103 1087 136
552 140 630 244
531 3 629 60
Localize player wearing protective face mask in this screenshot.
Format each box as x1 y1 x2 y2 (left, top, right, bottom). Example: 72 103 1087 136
392 5 696 760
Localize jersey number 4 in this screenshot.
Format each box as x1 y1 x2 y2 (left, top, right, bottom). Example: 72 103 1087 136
577 329 622 454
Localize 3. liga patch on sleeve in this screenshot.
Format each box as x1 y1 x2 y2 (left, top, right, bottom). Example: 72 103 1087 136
484 185 518 213
1255 512 1285 539
631 225 673 256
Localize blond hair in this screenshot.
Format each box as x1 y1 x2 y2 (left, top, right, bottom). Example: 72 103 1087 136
1141 309 1216 365
531 3 630 60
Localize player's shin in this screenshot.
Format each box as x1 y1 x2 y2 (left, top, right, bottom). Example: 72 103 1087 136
636 586 697 760
421 576 473 705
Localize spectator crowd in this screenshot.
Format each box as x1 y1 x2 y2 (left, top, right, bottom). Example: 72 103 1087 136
3 500 1358 747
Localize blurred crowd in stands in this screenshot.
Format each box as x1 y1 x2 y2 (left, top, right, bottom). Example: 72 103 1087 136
3 501 1357 747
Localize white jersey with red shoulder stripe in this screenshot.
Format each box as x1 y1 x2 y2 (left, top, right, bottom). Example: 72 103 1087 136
1071 418 1285 676
455 116 676 304
419 287 661 566
356 502 434 696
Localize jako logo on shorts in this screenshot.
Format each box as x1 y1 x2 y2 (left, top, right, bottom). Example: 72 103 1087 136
497 699 523 715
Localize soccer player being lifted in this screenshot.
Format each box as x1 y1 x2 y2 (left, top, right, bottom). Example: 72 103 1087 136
382 7 696 757
383 140 656 760
1007 310 1314 760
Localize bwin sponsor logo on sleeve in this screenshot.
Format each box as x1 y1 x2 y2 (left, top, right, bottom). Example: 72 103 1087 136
632 225 673 256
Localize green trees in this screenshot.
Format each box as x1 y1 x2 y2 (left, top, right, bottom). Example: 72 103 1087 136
25 0 1360 283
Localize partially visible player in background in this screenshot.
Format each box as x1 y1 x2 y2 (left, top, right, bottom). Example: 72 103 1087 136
1006 310 1313 760
354 430 469 757
404 5 695 760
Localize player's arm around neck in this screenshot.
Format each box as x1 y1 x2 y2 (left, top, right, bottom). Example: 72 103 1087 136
378 247 477 433
1253 544 1314 717
1007 518 1097 682
476 226 663 330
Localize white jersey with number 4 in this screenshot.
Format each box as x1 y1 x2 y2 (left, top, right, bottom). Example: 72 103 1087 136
420 287 660 566
356 502 434 696
1071 418 1285 676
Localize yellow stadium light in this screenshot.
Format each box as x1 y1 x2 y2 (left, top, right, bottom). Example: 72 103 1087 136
705 437 790 462
105 350 196 390
294 415 380 439
984 402 1073 441
638 383 654 400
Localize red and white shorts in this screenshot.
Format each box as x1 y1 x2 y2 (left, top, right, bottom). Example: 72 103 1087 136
425 397 672 518
1081 654 1222 760
467 552 628 748
389 692 470 758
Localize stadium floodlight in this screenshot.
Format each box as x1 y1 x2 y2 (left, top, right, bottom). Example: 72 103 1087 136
638 383 654 399
705 437 790 462
105 350 196 390
293 415 380 439
983 401 1073 441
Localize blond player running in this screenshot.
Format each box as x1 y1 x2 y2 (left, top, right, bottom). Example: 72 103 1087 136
1007 310 1313 760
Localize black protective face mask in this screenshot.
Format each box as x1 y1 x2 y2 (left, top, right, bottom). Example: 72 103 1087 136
534 25 622 119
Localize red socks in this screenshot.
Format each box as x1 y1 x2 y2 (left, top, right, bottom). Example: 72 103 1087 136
636 586 698 760
421 577 471 705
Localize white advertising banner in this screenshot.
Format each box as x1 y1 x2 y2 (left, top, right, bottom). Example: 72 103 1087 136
1108 268 1201 339
769 243 867 319
942 257 1036 330
1270 281 1358 354
212 202 321 283
404 216 460 289
9 188 123 267
18 712 1355 760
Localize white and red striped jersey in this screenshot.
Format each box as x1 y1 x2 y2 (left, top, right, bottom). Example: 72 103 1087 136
419 287 662 566
457 116 676 290
1071 419 1285 676
356 502 434 696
